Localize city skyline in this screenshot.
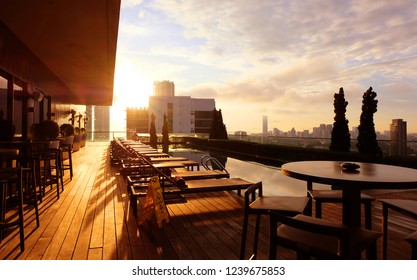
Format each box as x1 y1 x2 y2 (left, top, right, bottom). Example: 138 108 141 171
111 0 417 134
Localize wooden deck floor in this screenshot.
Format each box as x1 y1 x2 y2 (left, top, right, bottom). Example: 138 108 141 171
1 142 417 260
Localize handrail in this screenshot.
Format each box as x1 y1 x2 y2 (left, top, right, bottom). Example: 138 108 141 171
200 155 228 173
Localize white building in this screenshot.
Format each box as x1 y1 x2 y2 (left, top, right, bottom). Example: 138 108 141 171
153 80 175 97
148 93 215 134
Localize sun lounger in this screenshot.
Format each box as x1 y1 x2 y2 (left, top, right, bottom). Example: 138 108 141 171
166 177 253 194
171 169 230 180
130 177 253 216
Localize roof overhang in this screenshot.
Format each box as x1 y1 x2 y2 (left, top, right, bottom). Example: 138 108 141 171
0 0 121 106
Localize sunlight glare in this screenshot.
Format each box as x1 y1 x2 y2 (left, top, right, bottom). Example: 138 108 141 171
111 60 153 132
113 61 152 108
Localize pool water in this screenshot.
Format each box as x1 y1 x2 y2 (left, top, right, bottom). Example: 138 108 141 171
169 148 330 197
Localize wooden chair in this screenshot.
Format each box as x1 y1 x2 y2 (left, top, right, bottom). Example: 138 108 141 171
240 181 310 259
379 199 417 259
404 230 417 260
308 189 375 229
268 211 382 260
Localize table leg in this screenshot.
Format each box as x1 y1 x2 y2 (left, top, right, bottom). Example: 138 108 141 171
342 188 361 227
306 181 313 216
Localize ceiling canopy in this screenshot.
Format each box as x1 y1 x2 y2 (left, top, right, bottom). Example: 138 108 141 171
0 0 121 106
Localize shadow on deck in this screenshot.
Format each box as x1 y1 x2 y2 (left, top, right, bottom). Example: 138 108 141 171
1 142 417 260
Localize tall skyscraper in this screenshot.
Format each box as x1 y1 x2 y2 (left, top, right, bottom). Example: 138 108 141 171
153 80 175 97
86 105 110 141
263 116 268 136
126 107 149 139
390 119 407 156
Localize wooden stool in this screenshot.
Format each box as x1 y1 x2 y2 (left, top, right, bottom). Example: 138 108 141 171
308 190 374 229
0 172 25 252
60 136 74 179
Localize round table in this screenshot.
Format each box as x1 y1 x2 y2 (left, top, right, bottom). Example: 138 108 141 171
281 160 417 227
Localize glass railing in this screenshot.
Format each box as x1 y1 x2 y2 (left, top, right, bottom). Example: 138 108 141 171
87 131 417 158
227 134 417 157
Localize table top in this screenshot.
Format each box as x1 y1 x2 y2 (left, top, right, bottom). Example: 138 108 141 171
281 160 417 189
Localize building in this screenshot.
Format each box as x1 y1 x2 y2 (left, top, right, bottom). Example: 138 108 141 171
149 95 215 134
126 107 149 139
311 124 332 138
390 119 407 156
262 116 268 136
153 81 175 97
86 106 110 141
148 81 215 134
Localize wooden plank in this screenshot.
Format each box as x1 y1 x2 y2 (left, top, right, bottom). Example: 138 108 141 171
2 142 417 260
171 170 230 180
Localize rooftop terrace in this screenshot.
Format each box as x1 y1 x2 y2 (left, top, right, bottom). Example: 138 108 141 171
1 142 417 260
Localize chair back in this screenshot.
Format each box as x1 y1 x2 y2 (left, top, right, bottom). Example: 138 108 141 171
271 211 348 239
49 140 60 149
0 148 19 168
61 135 74 145
244 181 263 208
269 211 350 259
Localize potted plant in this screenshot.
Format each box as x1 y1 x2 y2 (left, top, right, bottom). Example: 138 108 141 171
37 120 60 140
80 128 87 147
72 126 82 152
60 123 75 137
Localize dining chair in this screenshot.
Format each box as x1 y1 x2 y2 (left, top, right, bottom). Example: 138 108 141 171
268 210 382 260
404 230 417 260
379 199 417 259
240 181 310 260
308 189 375 229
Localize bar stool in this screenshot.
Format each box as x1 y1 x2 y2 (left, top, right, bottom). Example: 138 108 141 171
240 181 310 259
0 148 25 252
308 190 375 229
30 141 61 201
60 135 74 179
0 172 24 251
1 149 40 251
47 140 64 195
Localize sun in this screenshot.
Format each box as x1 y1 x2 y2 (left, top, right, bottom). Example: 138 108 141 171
113 60 153 109
111 59 153 132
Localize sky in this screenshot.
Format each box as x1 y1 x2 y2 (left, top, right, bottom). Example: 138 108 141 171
111 0 417 134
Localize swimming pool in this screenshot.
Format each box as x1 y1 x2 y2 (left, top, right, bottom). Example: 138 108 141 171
169 148 330 197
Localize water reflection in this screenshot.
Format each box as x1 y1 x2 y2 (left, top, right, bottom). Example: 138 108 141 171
169 148 330 197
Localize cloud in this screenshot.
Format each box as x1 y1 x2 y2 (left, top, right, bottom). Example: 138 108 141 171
116 0 417 132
